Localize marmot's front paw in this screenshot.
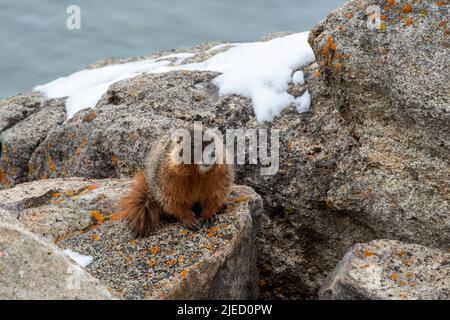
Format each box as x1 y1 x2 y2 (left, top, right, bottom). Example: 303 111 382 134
180 212 201 231
201 211 218 226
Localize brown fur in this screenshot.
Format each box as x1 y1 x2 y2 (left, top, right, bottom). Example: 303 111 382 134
119 133 234 237
118 171 161 237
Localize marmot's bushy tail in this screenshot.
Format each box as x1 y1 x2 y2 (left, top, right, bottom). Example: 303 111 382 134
119 171 161 237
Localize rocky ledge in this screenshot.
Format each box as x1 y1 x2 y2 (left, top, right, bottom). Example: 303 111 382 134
319 240 450 300
0 179 262 299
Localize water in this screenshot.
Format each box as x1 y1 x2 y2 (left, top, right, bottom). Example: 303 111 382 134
0 0 346 99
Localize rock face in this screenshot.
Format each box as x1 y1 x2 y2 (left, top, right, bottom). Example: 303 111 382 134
319 240 450 300
0 208 113 299
0 0 448 299
0 179 262 299
0 93 65 189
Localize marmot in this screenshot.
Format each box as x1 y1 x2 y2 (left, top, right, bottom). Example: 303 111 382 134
119 128 234 237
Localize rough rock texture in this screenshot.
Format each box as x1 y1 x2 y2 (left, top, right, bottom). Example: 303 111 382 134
0 0 448 299
0 92 66 189
319 240 450 300
0 180 262 299
0 208 113 299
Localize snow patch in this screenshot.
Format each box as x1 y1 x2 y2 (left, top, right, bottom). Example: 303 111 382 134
64 249 93 268
295 90 311 113
292 71 305 85
35 32 315 122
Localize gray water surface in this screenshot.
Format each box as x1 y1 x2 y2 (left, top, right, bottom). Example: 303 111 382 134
0 0 346 98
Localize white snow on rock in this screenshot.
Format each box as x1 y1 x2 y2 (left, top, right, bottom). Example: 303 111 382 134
292 70 305 85
63 249 93 268
295 90 311 113
34 32 315 122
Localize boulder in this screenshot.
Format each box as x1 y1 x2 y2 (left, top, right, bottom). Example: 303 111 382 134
319 240 450 300
0 92 65 189
0 208 113 299
0 179 262 299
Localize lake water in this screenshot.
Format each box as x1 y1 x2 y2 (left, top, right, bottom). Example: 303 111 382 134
0 0 346 99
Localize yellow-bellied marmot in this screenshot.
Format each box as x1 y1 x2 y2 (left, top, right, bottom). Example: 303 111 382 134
119 128 234 237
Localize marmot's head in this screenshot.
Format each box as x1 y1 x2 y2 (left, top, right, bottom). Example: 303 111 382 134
168 127 221 175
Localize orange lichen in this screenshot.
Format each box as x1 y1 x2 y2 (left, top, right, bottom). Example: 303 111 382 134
111 155 119 166
227 195 251 203
75 139 88 156
149 246 161 255
364 249 374 257
181 270 188 279
436 1 446 6
217 233 223 238
439 20 447 28
402 4 412 13
129 239 137 246
51 193 61 198
314 70 321 78
47 156 56 173
406 272 414 279
388 0 395 6
347 13 353 19
91 210 105 224
398 280 406 286
82 112 97 123
335 62 342 73
92 234 100 241
381 14 387 21
165 259 177 266
180 229 189 235
405 18 412 26
361 264 370 269
85 184 97 191
327 35 337 51
207 231 214 238
390 273 399 281
404 259 413 265
65 190 74 197
147 259 156 267
178 255 186 264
